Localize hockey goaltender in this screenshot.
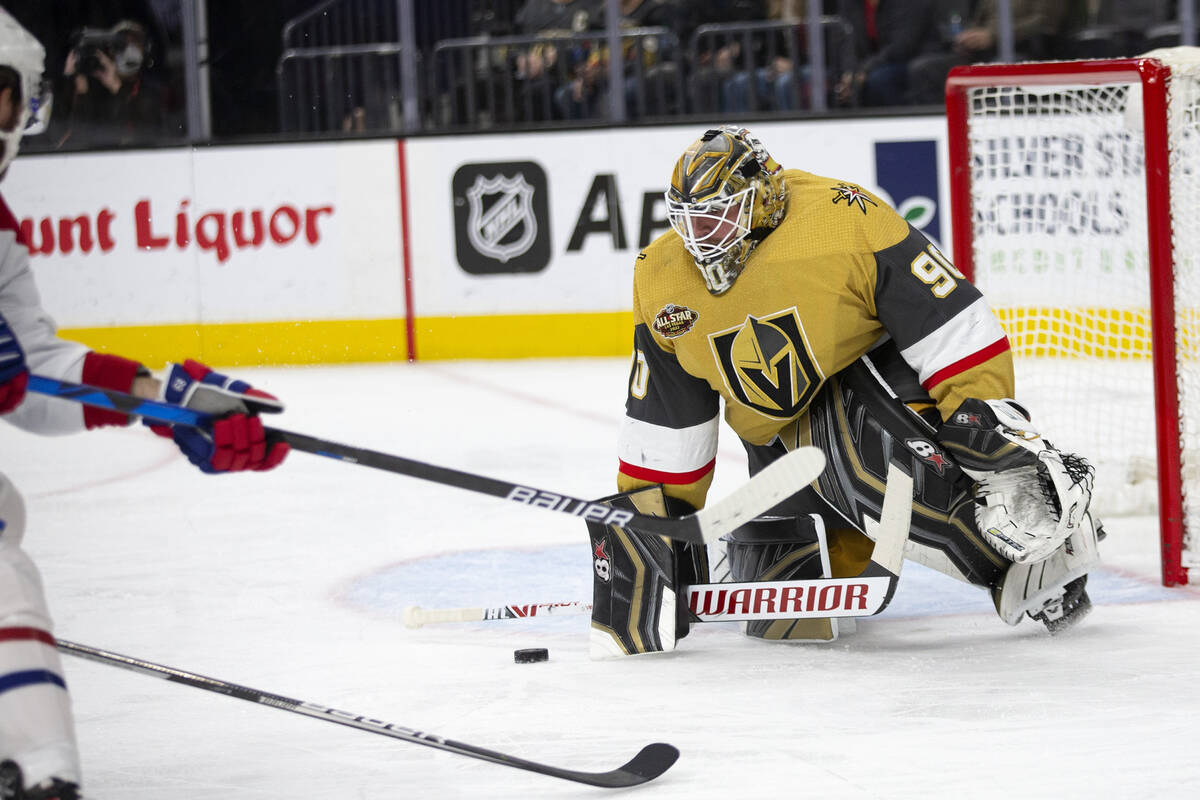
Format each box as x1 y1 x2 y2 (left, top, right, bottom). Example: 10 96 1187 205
588 125 1100 657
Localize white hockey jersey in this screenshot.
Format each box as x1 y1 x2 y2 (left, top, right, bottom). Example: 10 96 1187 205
0 193 140 434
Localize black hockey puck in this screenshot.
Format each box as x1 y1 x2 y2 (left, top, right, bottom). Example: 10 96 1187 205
514 648 549 664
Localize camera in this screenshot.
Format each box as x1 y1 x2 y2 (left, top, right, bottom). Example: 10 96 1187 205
70 22 148 77
71 27 118 75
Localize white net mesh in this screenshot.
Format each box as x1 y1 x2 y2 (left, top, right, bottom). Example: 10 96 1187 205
1165 52 1200 568
962 52 1200 568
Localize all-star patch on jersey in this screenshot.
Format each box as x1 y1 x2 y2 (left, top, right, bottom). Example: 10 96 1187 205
617 170 1013 509
653 304 699 338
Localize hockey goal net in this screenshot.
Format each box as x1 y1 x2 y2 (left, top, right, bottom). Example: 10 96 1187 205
946 51 1200 586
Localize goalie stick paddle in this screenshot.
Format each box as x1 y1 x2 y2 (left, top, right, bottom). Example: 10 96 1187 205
405 463 914 628
55 639 679 788
28 374 825 545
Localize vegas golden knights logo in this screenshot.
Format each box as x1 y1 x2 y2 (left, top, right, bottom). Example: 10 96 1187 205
709 308 824 418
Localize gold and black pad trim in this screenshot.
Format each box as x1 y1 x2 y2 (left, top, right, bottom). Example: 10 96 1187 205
587 486 708 656
723 515 837 641
742 350 1007 589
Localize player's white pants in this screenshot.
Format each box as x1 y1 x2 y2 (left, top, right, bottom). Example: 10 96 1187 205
0 472 81 788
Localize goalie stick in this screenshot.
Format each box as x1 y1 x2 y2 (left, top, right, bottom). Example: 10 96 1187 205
55 639 678 788
28 374 824 545
405 601 593 627
405 462 914 627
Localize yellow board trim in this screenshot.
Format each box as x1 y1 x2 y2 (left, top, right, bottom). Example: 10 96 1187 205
58 312 635 367
414 311 632 360
54 307 1197 367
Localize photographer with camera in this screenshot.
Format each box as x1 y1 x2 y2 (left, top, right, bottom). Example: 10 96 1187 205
58 19 165 148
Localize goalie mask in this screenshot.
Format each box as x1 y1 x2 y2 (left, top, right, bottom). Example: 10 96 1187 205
665 125 787 295
0 8 52 178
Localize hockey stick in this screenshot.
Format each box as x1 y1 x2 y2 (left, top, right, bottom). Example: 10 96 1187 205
404 601 593 628
405 462 914 627
55 638 678 788
28 374 824 545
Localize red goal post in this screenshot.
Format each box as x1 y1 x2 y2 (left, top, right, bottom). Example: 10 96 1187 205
945 54 1200 586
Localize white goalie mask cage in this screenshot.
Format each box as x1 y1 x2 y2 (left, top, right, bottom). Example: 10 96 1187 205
665 184 757 265
664 126 787 294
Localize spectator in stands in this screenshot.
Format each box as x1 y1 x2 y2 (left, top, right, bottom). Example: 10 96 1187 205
57 19 167 147
691 0 855 114
612 0 688 117
907 0 1071 106
686 0 770 114
834 0 944 107
744 1 870 112
513 0 604 120
516 0 605 33
724 0 802 112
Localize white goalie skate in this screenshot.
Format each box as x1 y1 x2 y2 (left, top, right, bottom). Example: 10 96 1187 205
993 512 1102 632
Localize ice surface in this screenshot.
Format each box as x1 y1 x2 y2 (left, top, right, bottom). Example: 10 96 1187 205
4 358 1199 798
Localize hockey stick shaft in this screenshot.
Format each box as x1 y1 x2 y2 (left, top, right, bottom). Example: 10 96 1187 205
55 638 678 788
407 462 914 627
406 575 897 627
29 375 824 545
404 601 592 628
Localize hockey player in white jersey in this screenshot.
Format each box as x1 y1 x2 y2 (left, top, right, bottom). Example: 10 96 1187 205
0 9 288 798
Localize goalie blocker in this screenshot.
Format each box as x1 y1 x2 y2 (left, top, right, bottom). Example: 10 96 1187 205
587 486 708 658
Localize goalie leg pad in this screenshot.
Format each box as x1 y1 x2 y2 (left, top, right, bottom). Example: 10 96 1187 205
781 345 1008 589
587 486 708 659
725 514 841 641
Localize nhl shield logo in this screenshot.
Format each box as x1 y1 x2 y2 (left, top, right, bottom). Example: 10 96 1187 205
453 161 551 274
466 173 537 263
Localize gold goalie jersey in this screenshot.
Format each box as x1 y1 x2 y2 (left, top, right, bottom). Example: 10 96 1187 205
618 170 1015 509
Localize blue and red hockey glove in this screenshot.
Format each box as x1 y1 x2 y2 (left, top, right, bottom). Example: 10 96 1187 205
0 311 28 414
151 359 289 473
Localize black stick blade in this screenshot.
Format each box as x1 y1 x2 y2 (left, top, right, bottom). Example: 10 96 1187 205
617 742 680 783
548 742 679 788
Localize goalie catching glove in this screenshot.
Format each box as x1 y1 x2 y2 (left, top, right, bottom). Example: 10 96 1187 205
149 360 289 473
940 398 1094 564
